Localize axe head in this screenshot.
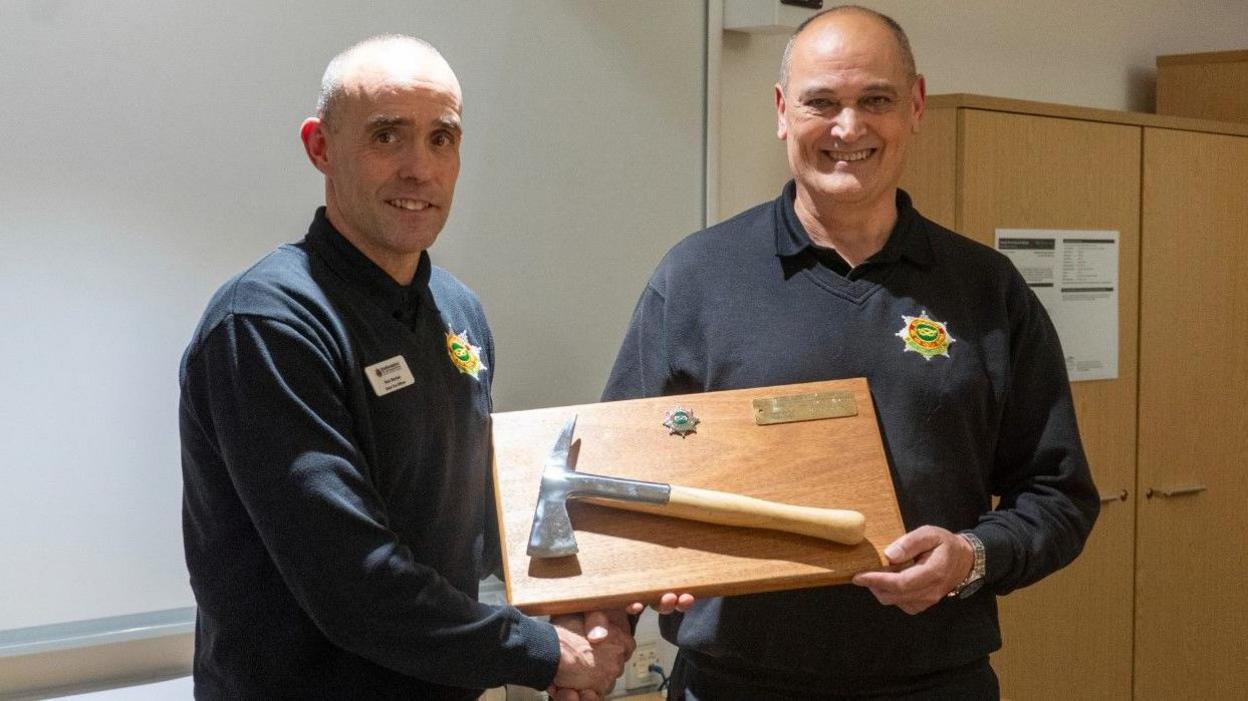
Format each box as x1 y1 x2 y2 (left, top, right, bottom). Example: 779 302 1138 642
526 415 581 558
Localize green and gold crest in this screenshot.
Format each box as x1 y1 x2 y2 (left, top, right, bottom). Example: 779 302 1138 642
445 328 487 380
896 311 955 360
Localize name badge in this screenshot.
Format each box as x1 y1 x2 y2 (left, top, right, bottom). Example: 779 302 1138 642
364 355 415 397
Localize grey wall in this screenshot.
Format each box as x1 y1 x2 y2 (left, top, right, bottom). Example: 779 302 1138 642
0 1 705 632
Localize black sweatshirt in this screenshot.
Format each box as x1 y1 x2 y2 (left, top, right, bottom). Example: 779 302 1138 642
180 209 558 699
603 183 1099 695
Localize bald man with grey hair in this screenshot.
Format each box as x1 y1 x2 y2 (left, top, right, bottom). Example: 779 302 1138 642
603 6 1097 698
181 35 638 701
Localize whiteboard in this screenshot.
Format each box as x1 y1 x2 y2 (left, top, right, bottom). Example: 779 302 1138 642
0 1 705 631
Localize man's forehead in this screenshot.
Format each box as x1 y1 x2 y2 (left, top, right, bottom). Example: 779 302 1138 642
350 73 461 103
340 45 462 104
338 70 463 121
792 12 908 79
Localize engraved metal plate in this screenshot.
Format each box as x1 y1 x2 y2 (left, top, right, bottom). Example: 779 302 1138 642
752 390 858 425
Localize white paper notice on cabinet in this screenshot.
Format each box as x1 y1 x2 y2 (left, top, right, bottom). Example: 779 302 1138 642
995 229 1118 382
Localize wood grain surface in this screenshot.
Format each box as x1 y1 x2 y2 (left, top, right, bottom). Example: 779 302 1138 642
491 378 904 615
1136 127 1248 700
924 93 1248 137
1157 51 1248 124
949 106 1140 701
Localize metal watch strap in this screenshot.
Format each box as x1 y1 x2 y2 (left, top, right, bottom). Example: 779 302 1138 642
947 531 986 599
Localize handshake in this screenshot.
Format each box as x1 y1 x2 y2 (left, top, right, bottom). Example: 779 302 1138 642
546 594 694 701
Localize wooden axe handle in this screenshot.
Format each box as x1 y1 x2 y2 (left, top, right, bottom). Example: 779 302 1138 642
581 485 866 545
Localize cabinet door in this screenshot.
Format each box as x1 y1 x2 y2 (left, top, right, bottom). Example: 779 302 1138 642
1137 128 1248 700
958 109 1140 701
899 105 957 228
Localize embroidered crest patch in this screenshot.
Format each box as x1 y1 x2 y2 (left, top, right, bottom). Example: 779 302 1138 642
445 328 487 380
896 311 955 360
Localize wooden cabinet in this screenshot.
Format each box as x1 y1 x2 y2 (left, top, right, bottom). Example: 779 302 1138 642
1156 50 1248 124
901 95 1248 700
1136 127 1248 700
902 97 1139 701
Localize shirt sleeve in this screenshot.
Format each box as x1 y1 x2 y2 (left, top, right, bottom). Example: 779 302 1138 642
184 312 559 690
973 284 1101 595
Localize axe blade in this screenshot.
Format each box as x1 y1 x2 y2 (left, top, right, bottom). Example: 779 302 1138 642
525 415 673 558
526 491 579 558
526 416 580 558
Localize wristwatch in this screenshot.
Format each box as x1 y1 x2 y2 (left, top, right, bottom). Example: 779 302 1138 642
947 531 986 599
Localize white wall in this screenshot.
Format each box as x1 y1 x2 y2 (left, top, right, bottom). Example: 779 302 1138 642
0 1 704 633
718 0 1248 218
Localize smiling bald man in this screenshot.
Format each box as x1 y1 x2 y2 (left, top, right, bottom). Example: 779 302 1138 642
603 7 1099 699
179 35 632 700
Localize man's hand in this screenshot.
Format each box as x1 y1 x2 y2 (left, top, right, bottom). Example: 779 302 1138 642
547 595 691 700
851 525 974 615
626 592 696 616
548 609 634 701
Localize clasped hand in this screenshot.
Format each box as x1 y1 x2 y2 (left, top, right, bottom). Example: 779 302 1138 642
549 608 632 701
549 593 695 701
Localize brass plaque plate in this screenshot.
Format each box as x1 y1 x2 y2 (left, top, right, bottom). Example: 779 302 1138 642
752 390 858 425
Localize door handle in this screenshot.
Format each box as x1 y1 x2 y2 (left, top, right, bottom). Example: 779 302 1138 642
1099 489 1128 504
1145 484 1207 499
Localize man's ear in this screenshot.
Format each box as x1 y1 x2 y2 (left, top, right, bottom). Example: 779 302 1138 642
775 83 788 141
301 118 330 174
909 75 927 134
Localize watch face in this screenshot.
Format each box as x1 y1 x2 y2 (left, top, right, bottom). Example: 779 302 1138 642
957 578 984 599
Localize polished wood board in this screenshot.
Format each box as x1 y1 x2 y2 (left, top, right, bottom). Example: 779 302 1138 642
491 378 904 615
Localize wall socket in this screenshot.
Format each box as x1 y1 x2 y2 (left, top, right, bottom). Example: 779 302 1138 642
623 642 659 689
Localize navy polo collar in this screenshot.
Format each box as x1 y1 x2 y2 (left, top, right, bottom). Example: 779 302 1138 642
773 180 934 269
304 207 432 317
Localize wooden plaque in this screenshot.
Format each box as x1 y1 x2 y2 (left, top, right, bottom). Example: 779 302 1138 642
491 378 904 615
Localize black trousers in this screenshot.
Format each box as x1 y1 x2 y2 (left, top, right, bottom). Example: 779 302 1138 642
666 651 1000 701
